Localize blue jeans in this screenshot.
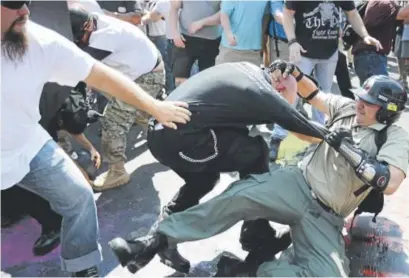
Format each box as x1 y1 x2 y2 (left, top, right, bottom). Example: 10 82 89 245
150 35 175 92
298 51 338 124
354 51 388 85
16 140 102 272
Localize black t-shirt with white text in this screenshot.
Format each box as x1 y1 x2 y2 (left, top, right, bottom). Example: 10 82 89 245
166 62 322 139
286 1 355 59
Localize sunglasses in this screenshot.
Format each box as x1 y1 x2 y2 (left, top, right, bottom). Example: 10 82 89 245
1 1 30 10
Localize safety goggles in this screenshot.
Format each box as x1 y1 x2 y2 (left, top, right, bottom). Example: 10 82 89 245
1 1 31 10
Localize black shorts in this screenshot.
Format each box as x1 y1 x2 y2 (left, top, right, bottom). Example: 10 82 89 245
172 35 221 78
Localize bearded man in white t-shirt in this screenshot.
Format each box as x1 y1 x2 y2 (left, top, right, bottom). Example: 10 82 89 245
1 1 191 276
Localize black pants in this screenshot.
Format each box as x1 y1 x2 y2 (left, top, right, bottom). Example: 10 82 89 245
148 126 275 251
172 35 221 79
335 51 354 100
1 186 62 232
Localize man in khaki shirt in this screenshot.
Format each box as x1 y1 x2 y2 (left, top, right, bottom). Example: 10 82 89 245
108 62 409 277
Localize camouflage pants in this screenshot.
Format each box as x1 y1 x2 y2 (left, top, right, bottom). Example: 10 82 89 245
101 69 165 164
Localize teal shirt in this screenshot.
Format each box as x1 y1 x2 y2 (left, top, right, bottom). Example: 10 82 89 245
221 0 268 50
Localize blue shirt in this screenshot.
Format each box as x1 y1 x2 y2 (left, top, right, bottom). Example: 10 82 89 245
221 0 268 50
268 0 287 40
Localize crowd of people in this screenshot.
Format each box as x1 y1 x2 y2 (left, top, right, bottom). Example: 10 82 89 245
1 0 409 277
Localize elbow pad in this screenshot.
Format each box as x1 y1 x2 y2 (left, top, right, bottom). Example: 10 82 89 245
355 157 390 192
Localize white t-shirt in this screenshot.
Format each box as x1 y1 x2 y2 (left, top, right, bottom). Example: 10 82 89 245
1 21 96 190
89 13 158 80
145 0 169 37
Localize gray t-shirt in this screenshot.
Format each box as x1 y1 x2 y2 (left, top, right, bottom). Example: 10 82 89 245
179 0 221 40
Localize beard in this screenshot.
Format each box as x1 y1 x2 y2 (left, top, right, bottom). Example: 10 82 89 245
1 17 28 62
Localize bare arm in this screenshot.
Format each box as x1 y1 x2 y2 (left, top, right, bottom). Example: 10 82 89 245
84 62 190 129
200 11 221 27
169 0 182 39
384 165 406 195
220 12 233 36
292 132 323 144
142 11 163 23
72 133 94 152
296 75 331 116
345 9 369 38
85 62 156 114
282 7 296 40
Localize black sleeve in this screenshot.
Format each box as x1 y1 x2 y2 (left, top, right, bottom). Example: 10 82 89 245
339 1 355 11
285 0 299 11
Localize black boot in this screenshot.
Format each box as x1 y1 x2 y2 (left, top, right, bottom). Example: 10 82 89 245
128 207 190 274
109 233 168 273
126 241 190 274
214 254 244 277
33 229 61 256
158 246 191 273
243 229 292 276
72 266 99 277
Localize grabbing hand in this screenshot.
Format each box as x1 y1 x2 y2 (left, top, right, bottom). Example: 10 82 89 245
363 35 383 52
325 127 353 151
151 100 192 130
173 32 186 48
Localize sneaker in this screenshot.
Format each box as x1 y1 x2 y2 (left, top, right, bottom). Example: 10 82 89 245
33 229 60 256
72 266 99 277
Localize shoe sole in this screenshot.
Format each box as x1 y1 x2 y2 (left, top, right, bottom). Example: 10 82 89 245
92 176 130 192
33 237 61 257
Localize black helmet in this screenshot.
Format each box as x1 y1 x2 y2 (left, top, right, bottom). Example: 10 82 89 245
69 6 92 44
353 75 407 125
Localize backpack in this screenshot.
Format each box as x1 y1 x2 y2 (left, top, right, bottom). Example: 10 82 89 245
326 103 388 224
342 1 368 50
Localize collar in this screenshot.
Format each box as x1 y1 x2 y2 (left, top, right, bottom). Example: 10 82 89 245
352 119 387 131
368 122 387 131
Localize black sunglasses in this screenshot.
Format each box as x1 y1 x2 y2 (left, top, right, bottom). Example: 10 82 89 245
1 1 31 10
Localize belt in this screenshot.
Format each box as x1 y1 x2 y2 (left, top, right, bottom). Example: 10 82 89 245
308 186 339 216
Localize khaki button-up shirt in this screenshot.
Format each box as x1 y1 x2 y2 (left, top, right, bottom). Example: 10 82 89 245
299 95 409 217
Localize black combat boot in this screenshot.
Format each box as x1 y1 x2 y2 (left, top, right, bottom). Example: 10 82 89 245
109 233 168 273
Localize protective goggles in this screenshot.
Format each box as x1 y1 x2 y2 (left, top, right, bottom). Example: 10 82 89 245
1 1 31 10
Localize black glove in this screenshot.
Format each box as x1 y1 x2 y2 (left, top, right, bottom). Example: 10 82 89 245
268 60 303 81
325 127 353 151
